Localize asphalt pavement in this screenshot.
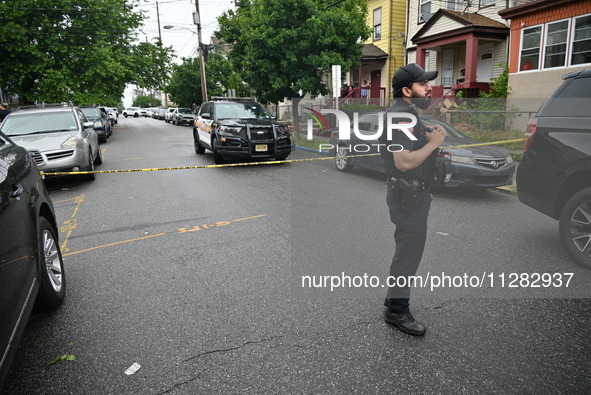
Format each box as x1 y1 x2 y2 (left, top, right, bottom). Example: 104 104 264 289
3 116 591 394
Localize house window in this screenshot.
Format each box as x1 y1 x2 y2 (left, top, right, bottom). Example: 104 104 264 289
572 14 591 65
425 53 431 72
446 0 455 11
420 0 431 23
480 0 495 7
544 20 569 68
520 26 542 71
373 7 382 40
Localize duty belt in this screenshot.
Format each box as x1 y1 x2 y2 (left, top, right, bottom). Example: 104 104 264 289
387 177 430 191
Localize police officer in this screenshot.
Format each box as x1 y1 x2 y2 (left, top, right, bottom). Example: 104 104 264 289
378 63 446 336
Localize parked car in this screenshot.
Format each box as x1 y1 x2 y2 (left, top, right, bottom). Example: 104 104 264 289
140 108 147 117
0 104 103 181
516 69 591 269
0 128 65 387
164 108 176 123
123 107 141 118
171 107 194 126
81 107 111 143
106 107 118 125
155 108 167 120
330 114 515 189
194 97 292 164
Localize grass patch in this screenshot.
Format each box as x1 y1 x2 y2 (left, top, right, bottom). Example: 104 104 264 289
293 132 330 151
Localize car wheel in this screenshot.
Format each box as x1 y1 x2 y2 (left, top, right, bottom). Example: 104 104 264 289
36 217 66 310
94 144 103 165
559 187 591 269
124 114 128 118
213 138 224 164
335 146 354 172
83 148 96 181
194 131 205 154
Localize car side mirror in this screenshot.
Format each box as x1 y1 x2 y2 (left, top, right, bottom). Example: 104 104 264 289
83 121 94 129
201 113 211 119
271 113 277 120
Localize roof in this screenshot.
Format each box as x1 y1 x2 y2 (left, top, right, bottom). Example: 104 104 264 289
361 44 388 60
499 0 578 19
412 9 508 44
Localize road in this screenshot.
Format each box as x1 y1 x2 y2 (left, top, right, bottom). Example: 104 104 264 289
4 116 591 394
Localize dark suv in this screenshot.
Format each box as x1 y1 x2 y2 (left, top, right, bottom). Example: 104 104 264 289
193 97 292 164
516 69 591 268
0 129 65 387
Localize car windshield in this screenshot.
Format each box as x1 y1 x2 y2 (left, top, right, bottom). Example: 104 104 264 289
1 112 78 136
215 103 270 120
178 108 193 115
81 108 101 118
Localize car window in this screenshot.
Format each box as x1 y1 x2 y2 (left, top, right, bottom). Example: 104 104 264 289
540 77 591 117
77 109 88 124
1 112 78 136
81 107 100 117
215 103 270 120
178 108 193 115
200 103 212 116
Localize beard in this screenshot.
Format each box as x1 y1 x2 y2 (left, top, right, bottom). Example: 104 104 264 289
411 92 431 110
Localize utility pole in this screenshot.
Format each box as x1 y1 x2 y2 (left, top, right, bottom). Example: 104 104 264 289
194 0 208 102
156 1 168 108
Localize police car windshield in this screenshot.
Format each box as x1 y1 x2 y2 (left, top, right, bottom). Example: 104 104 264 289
216 103 270 120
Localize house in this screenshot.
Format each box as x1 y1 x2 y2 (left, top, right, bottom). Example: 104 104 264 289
405 0 512 98
499 0 591 106
344 0 407 104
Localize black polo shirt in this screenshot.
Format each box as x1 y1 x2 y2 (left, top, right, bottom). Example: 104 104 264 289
378 101 430 181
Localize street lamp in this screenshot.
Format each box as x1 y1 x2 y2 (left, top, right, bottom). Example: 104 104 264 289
163 23 208 103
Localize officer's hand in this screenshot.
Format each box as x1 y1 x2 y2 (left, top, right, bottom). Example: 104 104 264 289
426 125 446 146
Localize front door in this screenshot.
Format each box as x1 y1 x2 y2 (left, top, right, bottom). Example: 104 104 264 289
477 44 494 82
370 70 381 105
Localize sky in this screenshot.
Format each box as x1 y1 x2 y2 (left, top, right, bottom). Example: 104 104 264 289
124 0 235 106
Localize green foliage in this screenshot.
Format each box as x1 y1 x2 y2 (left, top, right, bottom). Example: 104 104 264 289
48 354 76 366
133 95 161 108
0 0 173 105
479 63 511 99
217 0 371 104
166 53 231 107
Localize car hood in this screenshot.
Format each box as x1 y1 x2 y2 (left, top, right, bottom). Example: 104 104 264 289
442 136 510 158
9 131 78 151
219 119 276 127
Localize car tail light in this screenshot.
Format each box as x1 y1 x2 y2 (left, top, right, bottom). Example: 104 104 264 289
523 118 537 152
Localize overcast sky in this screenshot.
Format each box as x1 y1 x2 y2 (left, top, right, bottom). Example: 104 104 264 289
124 0 235 106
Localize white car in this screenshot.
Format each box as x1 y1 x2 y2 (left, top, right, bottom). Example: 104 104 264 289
123 107 141 118
164 108 176 123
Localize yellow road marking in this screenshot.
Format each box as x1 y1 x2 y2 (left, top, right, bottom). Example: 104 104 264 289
63 233 166 257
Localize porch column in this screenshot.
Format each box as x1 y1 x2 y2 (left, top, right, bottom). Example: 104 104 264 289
416 46 426 68
465 35 479 83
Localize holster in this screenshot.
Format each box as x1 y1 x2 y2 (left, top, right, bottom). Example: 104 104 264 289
388 177 423 212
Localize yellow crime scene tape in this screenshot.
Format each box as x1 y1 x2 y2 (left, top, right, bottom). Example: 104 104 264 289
40 138 524 177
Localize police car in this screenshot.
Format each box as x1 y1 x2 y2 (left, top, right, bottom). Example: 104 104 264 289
193 97 292 164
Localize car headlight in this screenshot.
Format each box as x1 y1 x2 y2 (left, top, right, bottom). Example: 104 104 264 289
61 136 78 149
276 125 290 135
506 156 514 165
218 126 241 136
451 155 475 165
94 121 102 129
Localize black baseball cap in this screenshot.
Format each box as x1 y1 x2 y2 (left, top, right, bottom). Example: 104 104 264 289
392 63 438 94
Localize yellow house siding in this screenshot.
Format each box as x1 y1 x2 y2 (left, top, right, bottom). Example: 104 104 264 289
365 0 407 98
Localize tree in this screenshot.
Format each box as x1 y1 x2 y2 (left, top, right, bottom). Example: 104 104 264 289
166 53 232 108
133 95 161 108
217 0 371 104
0 0 173 105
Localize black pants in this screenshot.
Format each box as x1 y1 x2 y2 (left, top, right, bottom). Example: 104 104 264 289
385 186 431 314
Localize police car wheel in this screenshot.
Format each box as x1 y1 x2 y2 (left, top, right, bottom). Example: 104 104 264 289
194 131 205 154
213 138 224 164
335 146 353 172
559 187 591 269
